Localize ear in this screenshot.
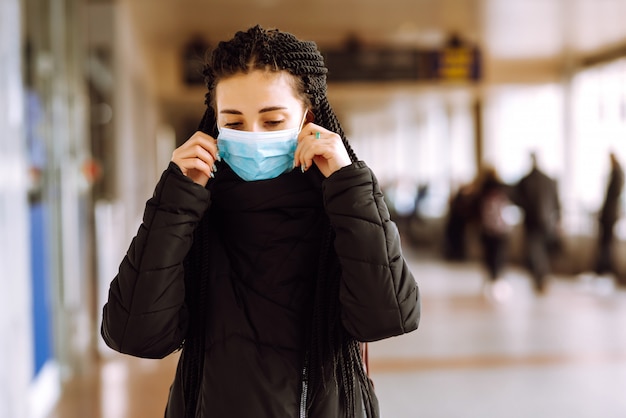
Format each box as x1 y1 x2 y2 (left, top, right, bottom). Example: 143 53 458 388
305 109 315 124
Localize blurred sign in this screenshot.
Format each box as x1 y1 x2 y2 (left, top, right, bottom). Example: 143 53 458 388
437 34 481 82
324 33 480 83
324 48 440 81
183 36 210 86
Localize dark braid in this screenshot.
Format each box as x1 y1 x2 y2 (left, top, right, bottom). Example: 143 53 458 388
185 25 373 418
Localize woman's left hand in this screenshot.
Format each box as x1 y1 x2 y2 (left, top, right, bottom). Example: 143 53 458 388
295 123 352 178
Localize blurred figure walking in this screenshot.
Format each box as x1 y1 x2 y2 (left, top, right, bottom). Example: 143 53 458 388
512 153 562 294
594 152 624 284
443 182 474 261
474 165 514 300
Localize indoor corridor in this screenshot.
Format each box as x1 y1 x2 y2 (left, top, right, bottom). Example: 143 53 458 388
5 1 626 417
47 248 626 418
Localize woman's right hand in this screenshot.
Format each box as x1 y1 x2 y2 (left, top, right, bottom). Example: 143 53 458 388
171 131 219 187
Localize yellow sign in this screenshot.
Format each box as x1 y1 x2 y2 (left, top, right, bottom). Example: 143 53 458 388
440 47 475 81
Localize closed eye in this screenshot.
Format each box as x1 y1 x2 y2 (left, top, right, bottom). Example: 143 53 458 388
265 120 285 128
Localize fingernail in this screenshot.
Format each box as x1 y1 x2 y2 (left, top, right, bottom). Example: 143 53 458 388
301 164 306 173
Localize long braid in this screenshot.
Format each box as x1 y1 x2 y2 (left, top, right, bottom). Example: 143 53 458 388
183 25 374 417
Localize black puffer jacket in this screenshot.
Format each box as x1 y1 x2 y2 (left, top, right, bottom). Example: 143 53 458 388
101 161 420 417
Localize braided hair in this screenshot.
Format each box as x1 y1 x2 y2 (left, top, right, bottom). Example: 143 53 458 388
200 25 357 161
185 25 374 417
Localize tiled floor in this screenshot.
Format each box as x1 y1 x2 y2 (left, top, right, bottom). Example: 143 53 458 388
371 251 626 418
48 250 626 417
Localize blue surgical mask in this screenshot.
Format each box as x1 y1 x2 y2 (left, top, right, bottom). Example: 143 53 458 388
217 114 306 182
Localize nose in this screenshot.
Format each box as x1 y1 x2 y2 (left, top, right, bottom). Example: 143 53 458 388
249 121 264 132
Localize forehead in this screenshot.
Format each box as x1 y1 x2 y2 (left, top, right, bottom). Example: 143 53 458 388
215 70 302 113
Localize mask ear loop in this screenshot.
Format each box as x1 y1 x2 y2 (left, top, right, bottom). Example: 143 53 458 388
297 109 309 134
293 110 309 171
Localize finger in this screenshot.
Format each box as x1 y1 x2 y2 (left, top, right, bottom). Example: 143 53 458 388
295 123 325 168
295 128 351 175
171 132 220 183
183 132 219 160
178 156 214 180
173 132 219 164
299 123 329 142
295 135 321 172
174 143 216 165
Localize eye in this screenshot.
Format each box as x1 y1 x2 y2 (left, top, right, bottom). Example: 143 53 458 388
223 121 243 129
264 120 285 128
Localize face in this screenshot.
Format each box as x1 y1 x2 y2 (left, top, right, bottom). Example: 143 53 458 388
215 70 306 132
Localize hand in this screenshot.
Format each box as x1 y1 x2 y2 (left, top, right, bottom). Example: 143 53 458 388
295 123 352 178
171 131 219 186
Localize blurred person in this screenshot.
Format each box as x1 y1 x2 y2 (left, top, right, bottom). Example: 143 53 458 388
512 152 562 294
473 165 514 299
594 151 624 283
443 181 474 261
413 182 429 223
100 25 420 418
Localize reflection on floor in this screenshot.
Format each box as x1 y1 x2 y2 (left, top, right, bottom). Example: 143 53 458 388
46 353 179 418
48 250 626 417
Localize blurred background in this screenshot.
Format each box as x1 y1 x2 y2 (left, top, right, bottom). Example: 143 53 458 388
3 0 626 416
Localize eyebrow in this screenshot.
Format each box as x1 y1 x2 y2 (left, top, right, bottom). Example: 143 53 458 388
219 106 288 115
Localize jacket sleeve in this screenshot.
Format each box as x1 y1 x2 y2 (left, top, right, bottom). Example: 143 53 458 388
323 161 420 342
101 162 210 359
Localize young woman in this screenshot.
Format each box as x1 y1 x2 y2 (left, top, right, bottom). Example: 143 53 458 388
101 25 420 418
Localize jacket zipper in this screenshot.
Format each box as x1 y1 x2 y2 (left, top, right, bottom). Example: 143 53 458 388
299 356 309 418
